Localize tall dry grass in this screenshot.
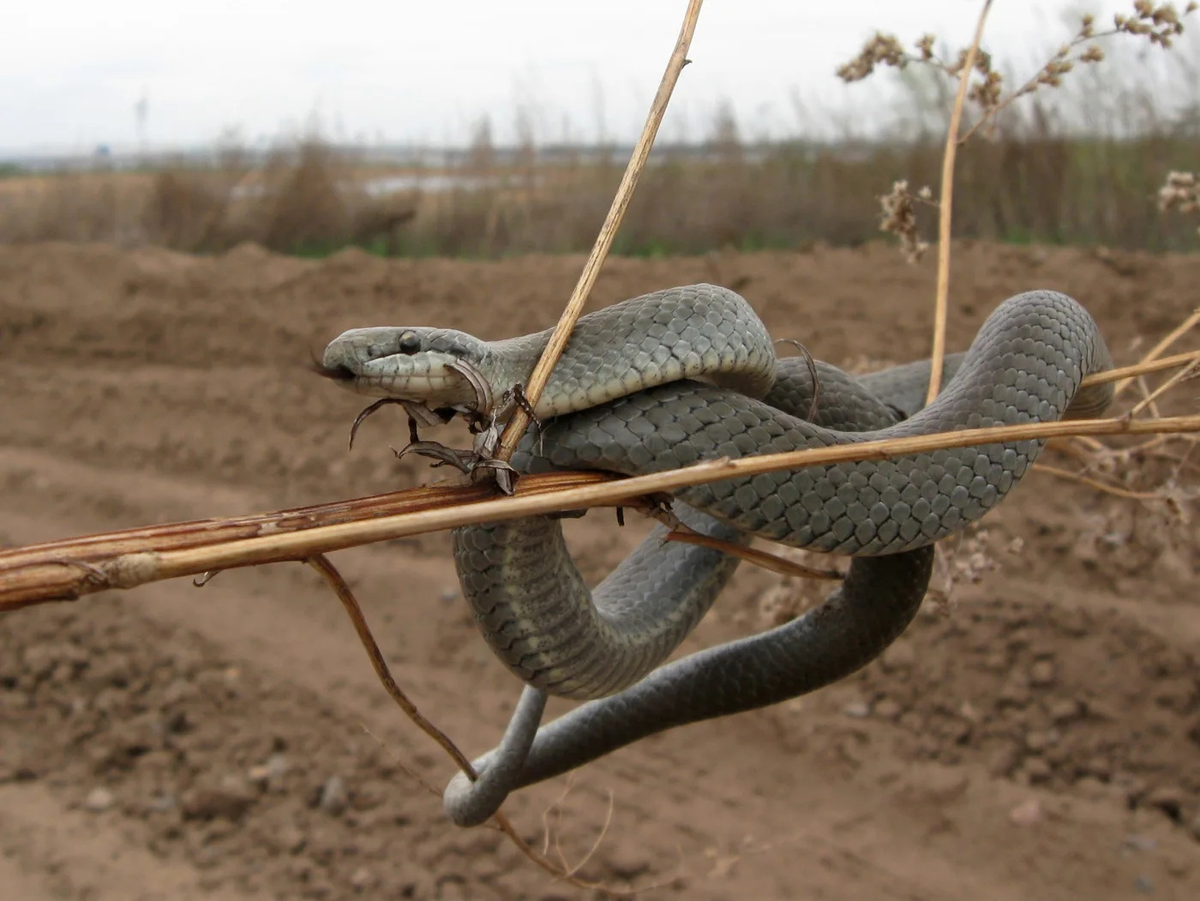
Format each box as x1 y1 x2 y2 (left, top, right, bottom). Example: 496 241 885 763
0 35 1196 257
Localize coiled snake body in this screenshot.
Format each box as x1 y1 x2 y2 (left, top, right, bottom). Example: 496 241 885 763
322 285 1113 826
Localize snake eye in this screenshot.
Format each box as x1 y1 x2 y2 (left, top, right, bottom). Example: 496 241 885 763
397 331 422 355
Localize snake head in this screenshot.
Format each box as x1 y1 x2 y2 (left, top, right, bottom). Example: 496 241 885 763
318 326 497 415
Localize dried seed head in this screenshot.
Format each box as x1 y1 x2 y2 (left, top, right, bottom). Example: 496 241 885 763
1115 1 1195 48
836 32 908 82
879 180 933 263
1158 170 1200 238
1158 170 1200 228
968 70 1005 112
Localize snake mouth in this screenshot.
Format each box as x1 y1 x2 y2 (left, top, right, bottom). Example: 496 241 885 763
309 358 357 382
315 349 495 416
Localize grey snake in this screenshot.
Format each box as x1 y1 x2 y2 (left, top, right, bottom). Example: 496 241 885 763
320 284 1113 826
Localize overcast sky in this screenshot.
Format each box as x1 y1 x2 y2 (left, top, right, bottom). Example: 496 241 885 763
1 1 1181 155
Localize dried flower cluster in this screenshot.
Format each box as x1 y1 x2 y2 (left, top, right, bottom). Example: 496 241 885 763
1158 171 1200 236
835 33 908 82
837 2 1197 130
838 1 1198 260
927 527 1026 607
878 180 934 263
1114 0 1198 46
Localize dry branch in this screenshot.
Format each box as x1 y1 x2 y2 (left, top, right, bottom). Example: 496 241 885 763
0 472 618 609
4 411 1197 613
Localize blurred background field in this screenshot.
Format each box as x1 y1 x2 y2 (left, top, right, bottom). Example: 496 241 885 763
2 32 1198 259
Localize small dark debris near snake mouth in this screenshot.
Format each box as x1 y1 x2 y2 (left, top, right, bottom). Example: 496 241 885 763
308 359 356 382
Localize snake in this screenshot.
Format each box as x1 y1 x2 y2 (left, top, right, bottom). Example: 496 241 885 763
320 284 1114 826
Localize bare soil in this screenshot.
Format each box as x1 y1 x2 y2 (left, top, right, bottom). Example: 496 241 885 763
1 241 1198 900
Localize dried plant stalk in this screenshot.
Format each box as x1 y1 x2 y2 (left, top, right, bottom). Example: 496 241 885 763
307 554 477 774
1113 308 1200 398
496 0 705 460
4 411 1197 612
927 0 993 406
1086 349 1200 387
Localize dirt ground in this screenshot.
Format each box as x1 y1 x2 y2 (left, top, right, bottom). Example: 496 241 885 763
1 240 1198 900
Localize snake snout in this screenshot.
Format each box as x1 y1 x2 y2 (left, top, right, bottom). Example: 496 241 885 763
307 354 356 382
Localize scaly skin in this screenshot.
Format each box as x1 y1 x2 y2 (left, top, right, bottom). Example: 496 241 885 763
322 286 1113 827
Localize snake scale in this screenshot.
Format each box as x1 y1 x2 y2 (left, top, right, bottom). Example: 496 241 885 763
321 284 1113 826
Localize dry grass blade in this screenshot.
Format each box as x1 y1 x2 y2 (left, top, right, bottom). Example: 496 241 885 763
495 0 705 460
564 791 616 878
1113 306 1200 398
1081 349 1200 388
1126 354 1200 419
3 412 1198 612
490 808 663 897
927 0 994 406
1032 462 1166 500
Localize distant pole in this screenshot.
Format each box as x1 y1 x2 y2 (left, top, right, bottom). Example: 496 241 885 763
135 90 149 163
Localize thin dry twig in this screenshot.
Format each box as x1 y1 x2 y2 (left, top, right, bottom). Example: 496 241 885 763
1113 307 1200 398
664 530 844 580
1032 462 1166 500
306 554 477 774
541 776 578 863
1134 374 1165 421
361 727 444 798
1084 349 1200 388
565 791 616 878
495 0 705 461
534 777 620 880
841 1 1198 405
956 3 1199 142
1127 356 1200 419
927 0 993 406
4 344 1196 613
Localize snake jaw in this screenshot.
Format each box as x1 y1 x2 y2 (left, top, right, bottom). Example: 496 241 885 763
443 358 495 416
321 325 497 414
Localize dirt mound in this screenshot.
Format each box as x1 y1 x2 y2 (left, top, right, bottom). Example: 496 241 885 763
2 241 1198 899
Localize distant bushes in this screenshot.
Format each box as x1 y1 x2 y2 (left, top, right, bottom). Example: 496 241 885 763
2 41 1197 256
